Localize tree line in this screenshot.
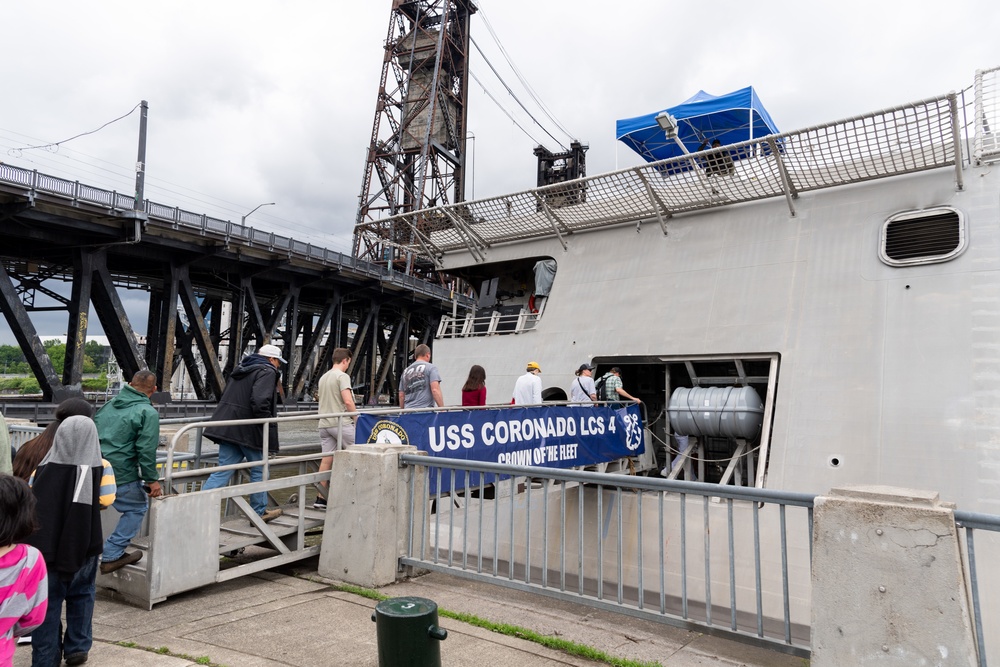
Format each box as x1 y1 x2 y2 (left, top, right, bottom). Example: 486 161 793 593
0 340 111 394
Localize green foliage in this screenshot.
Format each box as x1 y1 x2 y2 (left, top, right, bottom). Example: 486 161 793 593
85 339 111 366
81 372 108 392
0 376 41 395
0 344 29 374
43 343 65 374
114 641 225 667
0 341 109 376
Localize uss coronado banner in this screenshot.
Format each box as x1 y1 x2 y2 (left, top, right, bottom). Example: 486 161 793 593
357 404 644 493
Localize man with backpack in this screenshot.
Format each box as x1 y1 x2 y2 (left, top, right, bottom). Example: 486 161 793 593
596 367 641 408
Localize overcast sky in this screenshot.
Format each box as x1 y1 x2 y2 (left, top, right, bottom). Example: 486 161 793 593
1 0 998 345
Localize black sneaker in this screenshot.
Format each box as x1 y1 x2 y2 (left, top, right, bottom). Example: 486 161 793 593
65 653 89 666
312 496 327 510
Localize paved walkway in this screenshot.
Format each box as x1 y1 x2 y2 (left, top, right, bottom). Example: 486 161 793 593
14 561 807 666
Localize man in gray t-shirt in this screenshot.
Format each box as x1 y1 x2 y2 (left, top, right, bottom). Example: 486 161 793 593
398 344 444 409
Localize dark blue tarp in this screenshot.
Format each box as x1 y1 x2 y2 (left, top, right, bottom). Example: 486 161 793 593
616 86 779 164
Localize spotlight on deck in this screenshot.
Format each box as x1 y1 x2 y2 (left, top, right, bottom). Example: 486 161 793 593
655 112 679 139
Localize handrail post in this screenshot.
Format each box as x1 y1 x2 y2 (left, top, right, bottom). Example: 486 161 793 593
949 92 965 191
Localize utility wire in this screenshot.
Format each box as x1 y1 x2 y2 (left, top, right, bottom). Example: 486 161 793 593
475 7 576 143
469 70 549 147
1 130 352 252
470 38 567 151
6 103 141 154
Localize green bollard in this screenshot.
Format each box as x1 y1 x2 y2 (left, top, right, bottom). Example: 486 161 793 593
371 596 448 667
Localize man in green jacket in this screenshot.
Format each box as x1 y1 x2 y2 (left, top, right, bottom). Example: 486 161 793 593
93 370 161 574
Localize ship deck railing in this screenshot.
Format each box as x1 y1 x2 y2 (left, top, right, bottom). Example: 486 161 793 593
357 66 1000 265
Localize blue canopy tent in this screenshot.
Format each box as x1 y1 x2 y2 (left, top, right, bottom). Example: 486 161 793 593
616 86 780 166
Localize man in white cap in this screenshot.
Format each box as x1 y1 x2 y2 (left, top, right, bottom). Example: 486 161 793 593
512 361 542 405
202 344 286 522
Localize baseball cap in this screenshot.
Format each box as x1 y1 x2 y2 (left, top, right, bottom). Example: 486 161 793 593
526 361 541 371
257 344 287 364
576 363 594 374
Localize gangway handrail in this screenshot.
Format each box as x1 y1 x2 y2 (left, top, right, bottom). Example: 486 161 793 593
397 454 816 507
163 401 646 488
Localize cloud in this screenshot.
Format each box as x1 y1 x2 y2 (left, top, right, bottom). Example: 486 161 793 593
2 0 998 344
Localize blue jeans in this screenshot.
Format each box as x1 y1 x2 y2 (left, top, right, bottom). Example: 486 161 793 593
201 442 267 515
31 555 98 667
102 480 148 562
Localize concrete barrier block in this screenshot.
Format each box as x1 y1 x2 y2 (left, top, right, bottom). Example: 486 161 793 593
318 444 427 588
811 485 978 666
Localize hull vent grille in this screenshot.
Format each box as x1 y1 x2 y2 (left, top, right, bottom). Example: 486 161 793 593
880 208 965 266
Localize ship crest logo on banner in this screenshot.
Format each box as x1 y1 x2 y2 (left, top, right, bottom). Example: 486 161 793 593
366 420 409 446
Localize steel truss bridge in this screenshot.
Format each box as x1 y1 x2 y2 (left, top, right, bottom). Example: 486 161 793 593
0 163 470 403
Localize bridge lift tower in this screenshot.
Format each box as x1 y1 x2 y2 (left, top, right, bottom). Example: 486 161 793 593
352 0 476 278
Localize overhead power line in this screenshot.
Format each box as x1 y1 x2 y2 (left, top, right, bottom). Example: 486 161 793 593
469 71 549 147
470 37 568 151
474 7 576 143
6 103 142 154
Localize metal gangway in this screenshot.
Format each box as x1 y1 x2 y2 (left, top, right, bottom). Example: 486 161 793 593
97 413 337 609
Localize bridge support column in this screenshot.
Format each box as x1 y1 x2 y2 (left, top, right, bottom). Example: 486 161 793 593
318 444 427 588
811 486 978 665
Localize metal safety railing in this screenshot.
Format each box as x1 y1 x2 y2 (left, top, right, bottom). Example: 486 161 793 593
356 72 1000 264
435 307 540 338
358 95 962 261
98 410 356 608
399 454 816 656
955 510 1000 667
7 422 205 472
974 66 1000 165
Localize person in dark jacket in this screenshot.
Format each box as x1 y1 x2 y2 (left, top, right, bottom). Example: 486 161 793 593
25 416 105 667
202 344 285 522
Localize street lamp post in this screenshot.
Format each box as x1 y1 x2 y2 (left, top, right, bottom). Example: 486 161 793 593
241 202 276 225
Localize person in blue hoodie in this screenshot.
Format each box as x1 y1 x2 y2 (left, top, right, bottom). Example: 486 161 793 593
202 344 285 523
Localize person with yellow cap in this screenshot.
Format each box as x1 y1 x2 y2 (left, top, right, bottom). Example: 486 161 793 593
512 361 542 405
